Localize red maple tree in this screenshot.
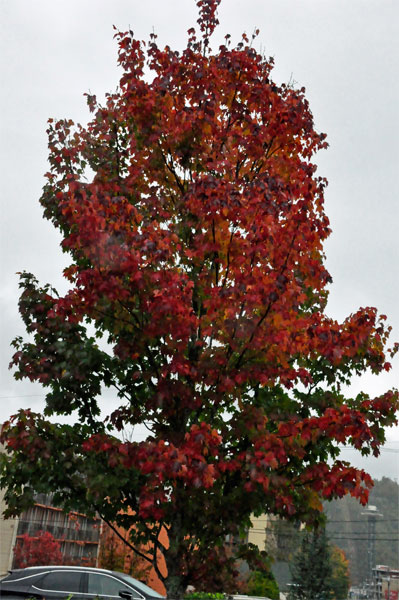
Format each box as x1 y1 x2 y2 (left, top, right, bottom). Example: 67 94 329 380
1 0 397 596
13 531 63 569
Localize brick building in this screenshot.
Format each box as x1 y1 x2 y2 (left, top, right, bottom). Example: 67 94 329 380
0 491 101 574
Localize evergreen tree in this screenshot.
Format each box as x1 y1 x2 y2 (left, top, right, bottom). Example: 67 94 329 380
289 528 333 600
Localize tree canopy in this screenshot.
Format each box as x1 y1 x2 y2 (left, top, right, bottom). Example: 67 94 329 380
1 0 398 596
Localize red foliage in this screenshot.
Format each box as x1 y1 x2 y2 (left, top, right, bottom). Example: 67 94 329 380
13 531 63 568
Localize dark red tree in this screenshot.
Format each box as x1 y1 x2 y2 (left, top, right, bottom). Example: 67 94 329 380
13 531 63 569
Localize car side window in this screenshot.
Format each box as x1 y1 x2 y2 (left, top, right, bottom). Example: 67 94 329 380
36 571 83 593
87 574 141 598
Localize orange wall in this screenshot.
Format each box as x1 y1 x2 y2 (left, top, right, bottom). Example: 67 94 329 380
100 523 168 596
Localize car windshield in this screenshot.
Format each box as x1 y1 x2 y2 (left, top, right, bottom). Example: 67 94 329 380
114 573 164 598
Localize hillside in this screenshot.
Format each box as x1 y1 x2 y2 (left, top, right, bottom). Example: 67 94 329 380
324 477 399 585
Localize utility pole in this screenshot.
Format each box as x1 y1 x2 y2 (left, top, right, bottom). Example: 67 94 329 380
386 567 391 600
361 505 383 599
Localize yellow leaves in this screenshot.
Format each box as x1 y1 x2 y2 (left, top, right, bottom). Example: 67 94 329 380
225 89 236 107
307 489 323 512
242 125 251 137
202 122 212 136
162 93 174 112
272 312 284 328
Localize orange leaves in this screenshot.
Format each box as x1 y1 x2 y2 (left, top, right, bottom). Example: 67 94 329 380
307 489 323 512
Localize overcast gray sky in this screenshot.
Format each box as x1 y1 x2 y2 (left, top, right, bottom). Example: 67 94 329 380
1 0 398 480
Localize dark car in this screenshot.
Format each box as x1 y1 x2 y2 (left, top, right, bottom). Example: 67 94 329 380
0 566 164 600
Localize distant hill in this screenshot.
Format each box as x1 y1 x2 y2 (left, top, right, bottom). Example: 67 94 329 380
324 477 399 585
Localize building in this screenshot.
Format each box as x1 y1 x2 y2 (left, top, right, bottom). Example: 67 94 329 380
247 514 276 552
0 490 101 574
15 492 101 564
0 486 19 575
372 565 399 600
98 522 167 596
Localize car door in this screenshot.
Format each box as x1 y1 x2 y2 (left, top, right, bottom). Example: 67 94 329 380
31 570 85 600
85 573 144 600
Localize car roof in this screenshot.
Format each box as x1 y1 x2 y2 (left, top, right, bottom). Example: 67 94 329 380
6 566 123 579
6 567 150 583
11 566 114 574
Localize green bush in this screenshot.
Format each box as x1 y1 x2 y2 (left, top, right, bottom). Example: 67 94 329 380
184 593 225 600
246 570 279 600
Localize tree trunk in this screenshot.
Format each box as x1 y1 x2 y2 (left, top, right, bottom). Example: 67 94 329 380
164 501 186 598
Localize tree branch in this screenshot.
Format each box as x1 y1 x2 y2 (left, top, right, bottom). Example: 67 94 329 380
221 228 235 288
151 523 167 583
99 516 154 565
159 146 186 194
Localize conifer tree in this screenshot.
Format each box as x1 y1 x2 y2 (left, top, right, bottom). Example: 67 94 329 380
289 528 333 600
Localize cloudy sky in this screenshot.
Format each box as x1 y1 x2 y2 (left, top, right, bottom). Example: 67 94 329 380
1 0 398 480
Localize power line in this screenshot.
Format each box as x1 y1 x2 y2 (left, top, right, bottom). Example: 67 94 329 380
338 446 399 453
328 536 399 540
0 394 46 399
251 518 399 524
260 525 399 533
326 519 399 523
251 528 399 538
